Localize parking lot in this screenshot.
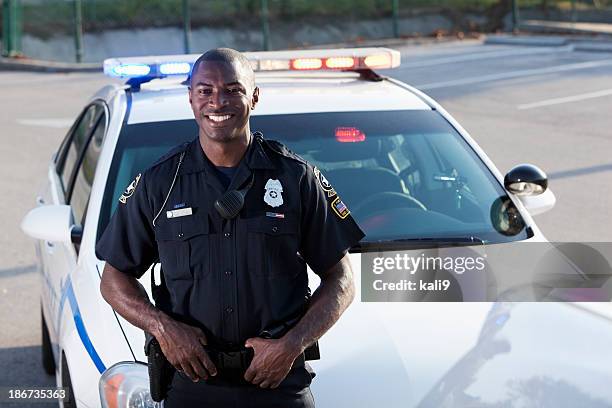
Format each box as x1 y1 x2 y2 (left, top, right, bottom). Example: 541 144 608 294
1 37 611 405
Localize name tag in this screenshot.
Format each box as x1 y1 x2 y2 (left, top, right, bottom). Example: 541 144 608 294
166 207 193 219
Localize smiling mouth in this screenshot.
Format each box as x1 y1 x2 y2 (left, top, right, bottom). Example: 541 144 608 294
205 114 234 123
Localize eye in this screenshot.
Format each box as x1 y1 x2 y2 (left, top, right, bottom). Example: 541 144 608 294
228 88 241 94
198 88 212 95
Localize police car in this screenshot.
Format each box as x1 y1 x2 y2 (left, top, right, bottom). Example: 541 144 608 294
20 48 612 407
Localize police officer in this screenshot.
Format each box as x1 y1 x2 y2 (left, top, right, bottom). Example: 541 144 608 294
97 48 364 407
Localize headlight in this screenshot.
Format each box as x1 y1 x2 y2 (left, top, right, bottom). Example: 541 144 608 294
99 362 156 408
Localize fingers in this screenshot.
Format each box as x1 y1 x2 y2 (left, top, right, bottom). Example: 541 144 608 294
243 339 258 382
258 380 272 389
197 349 217 377
179 361 199 382
189 357 208 382
243 364 256 383
251 371 282 389
250 371 268 387
244 337 257 349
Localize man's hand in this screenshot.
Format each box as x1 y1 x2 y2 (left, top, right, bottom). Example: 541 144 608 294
154 316 217 382
99 264 217 383
243 337 302 388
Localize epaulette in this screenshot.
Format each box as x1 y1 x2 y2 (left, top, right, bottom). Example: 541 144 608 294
151 141 190 168
256 132 307 166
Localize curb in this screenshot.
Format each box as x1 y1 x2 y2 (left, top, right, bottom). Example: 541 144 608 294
0 57 101 73
520 20 612 38
484 35 569 47
484 33 612 52
303 35 484 50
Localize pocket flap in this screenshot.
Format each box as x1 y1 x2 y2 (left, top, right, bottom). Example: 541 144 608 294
247 215 298 235
155 215 209 241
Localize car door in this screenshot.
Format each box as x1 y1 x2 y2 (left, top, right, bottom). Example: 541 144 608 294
41 102 106 345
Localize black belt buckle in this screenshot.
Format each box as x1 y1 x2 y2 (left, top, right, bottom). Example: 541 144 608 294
209 348 254 384
220 350 244 371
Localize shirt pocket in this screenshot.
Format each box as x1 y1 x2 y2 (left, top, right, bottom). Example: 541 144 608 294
155 215 210 281
246 215 301 278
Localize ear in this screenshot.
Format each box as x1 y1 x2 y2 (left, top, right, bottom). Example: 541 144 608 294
251 87 260 110
188 87 193 105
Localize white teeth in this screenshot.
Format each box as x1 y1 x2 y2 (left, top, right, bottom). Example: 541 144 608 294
207 115 231 122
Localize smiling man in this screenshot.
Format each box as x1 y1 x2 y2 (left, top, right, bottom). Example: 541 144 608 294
97 48 364 407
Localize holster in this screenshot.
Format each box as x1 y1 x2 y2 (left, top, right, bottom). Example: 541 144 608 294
144 332 175 402
141 263 175 403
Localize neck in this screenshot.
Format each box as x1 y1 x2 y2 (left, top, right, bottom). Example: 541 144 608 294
199 130 251 167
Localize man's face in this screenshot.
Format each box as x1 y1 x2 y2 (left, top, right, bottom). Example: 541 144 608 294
189 60 259 143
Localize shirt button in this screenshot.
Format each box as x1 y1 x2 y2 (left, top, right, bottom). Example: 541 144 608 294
224 232 231 238
225 307 233 313
272 226 278 233
178 232 184 238
225 270 232 276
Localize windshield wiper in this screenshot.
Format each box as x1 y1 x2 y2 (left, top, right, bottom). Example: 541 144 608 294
352 236 485 252
391 236 485 244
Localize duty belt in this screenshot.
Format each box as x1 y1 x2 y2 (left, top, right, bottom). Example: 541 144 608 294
204 347 305 384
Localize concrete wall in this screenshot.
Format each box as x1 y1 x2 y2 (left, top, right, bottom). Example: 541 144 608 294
22 14 464 62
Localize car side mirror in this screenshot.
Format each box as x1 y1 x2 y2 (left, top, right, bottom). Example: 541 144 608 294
21 205 80 244
504 164 548 196
504 164 555 216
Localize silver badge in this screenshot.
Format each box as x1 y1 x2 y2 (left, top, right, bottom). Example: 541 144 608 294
264 179 283 208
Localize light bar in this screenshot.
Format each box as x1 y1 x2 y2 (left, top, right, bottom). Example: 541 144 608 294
291 58 323 70
325 57 355 69
251 48 400 72
103 48 401 80
109 63 151 78
159 62 191 75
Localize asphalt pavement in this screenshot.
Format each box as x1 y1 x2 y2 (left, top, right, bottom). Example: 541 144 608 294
0 37 611 406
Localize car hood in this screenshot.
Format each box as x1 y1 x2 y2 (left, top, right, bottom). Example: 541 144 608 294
111 239 612 407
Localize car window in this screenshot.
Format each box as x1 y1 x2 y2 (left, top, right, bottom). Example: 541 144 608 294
57 104 102 193
98 111 530 246
70 111 106 226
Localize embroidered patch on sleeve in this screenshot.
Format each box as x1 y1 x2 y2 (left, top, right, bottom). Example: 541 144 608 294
331 196 350 219
313 166 336 198
119 173 141 204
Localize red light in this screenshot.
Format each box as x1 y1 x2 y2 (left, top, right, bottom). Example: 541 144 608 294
335 127 366 143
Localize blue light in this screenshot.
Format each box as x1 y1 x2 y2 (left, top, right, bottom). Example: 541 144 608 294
159 62 191 75
111 63 151 78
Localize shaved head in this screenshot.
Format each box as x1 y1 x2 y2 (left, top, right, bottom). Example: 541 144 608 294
189 48 255 90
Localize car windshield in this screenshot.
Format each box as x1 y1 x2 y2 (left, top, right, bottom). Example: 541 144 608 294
98 110 531 246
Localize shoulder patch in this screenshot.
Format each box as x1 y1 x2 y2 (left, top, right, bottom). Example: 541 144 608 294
119 173 141 204
331 196 350 219
313 166 337 198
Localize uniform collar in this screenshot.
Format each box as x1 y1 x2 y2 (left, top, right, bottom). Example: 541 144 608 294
180 133 275 174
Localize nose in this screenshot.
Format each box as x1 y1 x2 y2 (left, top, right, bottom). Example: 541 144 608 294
208 89 228 108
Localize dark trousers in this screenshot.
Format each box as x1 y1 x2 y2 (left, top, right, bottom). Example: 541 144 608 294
163 365 316 408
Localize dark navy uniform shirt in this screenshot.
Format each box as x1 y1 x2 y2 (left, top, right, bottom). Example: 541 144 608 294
96 133 364 348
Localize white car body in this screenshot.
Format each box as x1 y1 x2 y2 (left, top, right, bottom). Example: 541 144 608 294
23 49 612 408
